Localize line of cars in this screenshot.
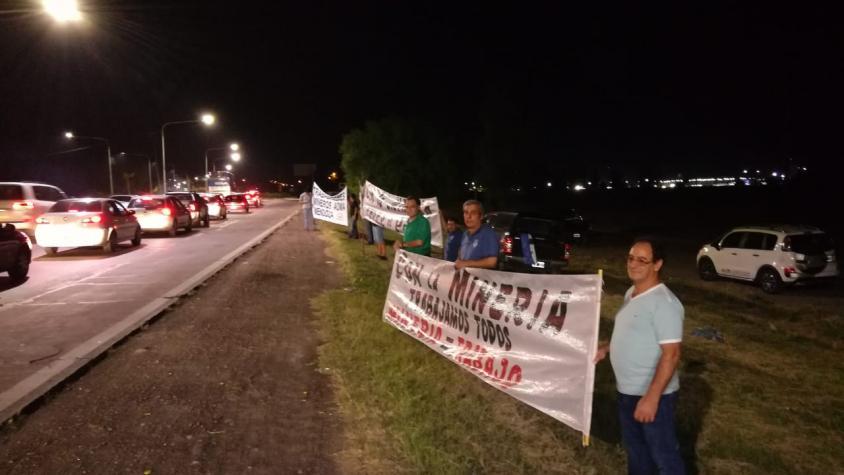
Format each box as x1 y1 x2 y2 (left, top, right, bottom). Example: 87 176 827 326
0 181 263 283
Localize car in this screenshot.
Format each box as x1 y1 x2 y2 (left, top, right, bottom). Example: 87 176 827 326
0 182 68 239
696 225 839 294
561 208 591 243
224 193 250 213
110 194 140 208
0 223 32 283
35 198 142 255
199 193 227 220
244 189 262 208
127 195 193 236
484 211 573 274
166 191 210 228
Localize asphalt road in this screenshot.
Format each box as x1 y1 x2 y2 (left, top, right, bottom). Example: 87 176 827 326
0 198 299 403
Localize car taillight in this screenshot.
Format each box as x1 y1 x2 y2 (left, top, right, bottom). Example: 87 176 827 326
501 235 513 255
36 217 49 224
81 214 103 224
189 203 197 212
12 201 34 210
161 207 172 216
563 242 572 260
783 267 796 278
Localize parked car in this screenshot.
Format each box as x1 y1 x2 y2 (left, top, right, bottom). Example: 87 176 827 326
0 182 68 239
224 193 250 213
166 191 209 228
484 211 573 274
110 194 139 208
35 198 142 255
200 193 227 220
0 223 32 283
244 189 262 208
127 195 192 236
696 225 839 293
561 208 591 243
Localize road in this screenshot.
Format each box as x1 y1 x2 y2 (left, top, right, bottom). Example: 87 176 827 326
0 198 299 419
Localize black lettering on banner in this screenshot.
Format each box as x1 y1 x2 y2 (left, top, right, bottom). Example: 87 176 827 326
488 284 513 321
473 314 512 350
526 289 549 330
426 272 440 291
448 269 472 304
470 279 496 314
504 286 531 324
542 291 571 333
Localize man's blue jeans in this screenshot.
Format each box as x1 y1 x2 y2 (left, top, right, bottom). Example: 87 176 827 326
617 391 685 475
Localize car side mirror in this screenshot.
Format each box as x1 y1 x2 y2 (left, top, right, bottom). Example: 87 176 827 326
711 242 721 251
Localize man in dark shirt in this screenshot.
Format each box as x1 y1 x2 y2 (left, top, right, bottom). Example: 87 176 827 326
443 216 463 262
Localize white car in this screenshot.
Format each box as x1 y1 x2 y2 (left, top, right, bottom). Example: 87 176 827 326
697 225 839 293
127 195 192 235
0 182 68 238
35 198 142 255
110 194 140 208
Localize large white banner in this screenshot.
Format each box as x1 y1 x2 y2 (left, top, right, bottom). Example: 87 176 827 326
312 183 348 226
383 251 602 439
361 180 443 247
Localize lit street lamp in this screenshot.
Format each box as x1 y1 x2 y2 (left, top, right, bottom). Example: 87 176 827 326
230 152 241 162
64 131 113 195
43 0 82 23
225 164 233 171
204 142 240 176
161 113 216 193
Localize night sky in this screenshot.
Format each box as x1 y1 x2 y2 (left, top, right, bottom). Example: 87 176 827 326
1 2 841 193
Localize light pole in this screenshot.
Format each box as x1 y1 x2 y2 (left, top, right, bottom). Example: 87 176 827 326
43 0 82 22
204 142 239 176
64 131 113 195
161 113 215 193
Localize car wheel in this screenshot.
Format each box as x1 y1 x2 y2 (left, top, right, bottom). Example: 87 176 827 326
698 258 718 281
168 221 177 237
8 250 30 282
131 227 142 246
45 247 58 256
185 220 193 233
103 231 118 253
758 268 783 294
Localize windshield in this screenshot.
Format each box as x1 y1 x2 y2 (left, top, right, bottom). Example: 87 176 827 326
0 184 24 200
129 198 166 210
49 200 103 213
514 217 563 239
225 195 243 202
786 233 834 254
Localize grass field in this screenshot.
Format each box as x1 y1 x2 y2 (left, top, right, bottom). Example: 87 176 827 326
312 223 844 474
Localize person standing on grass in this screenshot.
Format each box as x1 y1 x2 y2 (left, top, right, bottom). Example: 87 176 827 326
454 199 498 270
347 193 359 239
393 196 431 256
443 216 464 262
372 223 387 260
595 236 685 475
298 186 314 231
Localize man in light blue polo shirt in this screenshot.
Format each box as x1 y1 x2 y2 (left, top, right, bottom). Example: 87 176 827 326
455 200 499 270
595 237 685 474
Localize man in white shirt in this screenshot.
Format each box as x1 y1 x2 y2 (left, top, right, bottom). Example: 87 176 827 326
299 188 314 231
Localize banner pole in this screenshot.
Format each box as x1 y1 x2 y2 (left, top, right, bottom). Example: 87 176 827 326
582 268 603 448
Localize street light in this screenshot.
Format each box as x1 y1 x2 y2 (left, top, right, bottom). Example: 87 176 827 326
43 0 82 23
225 164 233 171
64 131 113 195
230 152 241 162
204 141 239 176
161 113 216 193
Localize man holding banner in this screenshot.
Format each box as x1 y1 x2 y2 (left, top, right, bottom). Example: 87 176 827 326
455 200 498 270
595 237 685 475
393 196 431 256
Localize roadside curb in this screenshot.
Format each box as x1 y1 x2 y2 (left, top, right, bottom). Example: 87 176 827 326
0 209 300 424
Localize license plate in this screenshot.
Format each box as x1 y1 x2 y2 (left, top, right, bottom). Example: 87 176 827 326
531 261 546 269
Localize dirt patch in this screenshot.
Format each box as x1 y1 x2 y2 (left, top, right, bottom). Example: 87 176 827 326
0 218 344 474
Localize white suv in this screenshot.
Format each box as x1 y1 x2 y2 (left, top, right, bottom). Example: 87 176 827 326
0 182 68 238
697 225 839 293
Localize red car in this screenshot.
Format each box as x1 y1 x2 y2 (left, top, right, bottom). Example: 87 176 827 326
224 194 250 213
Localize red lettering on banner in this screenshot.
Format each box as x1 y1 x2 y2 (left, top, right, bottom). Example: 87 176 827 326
455 336 522 388
505 286 531 324
526 289 549 330
488 284 513 321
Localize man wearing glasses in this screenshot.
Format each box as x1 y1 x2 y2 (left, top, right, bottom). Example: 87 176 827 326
595 237 685 474
393 196 431 256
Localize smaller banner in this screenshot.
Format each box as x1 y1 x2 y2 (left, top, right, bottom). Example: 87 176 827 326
361 180 443 247
383 251 602 439
312 183 348 226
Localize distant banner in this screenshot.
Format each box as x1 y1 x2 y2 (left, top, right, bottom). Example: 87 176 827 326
312 183 348 226
361 181 442 247
383 251 602 439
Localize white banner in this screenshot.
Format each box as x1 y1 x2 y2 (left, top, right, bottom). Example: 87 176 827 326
383 251 602 439
312 183 348 226
361 180 443 247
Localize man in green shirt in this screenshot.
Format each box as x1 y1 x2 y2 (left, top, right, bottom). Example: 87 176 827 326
393 196 431 256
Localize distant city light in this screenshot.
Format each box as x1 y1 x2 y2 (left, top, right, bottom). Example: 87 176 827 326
546 182 552 187
573 184 585 191
229 143 240 151
43 0 82 22
742 169 748 174
64 131 74 139
225 164 233 171
230 152 241 162
200 113 216 126
771 171 778 177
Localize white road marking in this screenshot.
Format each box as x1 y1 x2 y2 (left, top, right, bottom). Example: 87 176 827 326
0 263 128 310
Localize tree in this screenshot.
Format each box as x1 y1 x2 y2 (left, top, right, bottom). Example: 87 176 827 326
339 117 459 201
